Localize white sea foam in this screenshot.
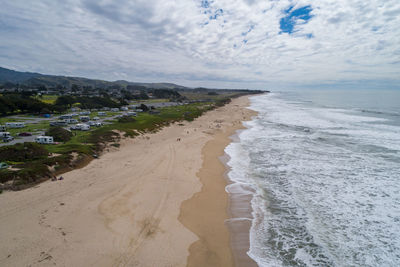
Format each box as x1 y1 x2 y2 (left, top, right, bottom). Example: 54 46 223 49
226 92 400 267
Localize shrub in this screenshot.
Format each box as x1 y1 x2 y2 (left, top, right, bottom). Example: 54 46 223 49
139 104 149 112
118 116 137 123
88 129 120 151
0 142 48 162
46 126 73 142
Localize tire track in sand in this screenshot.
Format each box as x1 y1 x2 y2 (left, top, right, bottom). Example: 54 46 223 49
117 143 176 266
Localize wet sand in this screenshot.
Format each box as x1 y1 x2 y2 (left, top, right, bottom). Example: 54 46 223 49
179 98 258 267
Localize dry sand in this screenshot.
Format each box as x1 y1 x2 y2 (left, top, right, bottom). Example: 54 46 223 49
0 96 257 267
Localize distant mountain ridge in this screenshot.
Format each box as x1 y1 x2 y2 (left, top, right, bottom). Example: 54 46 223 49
0 67 43 83
0 67 188 89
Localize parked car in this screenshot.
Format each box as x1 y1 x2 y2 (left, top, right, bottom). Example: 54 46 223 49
3 136 14 142
18 132 32 136
0 162 9 169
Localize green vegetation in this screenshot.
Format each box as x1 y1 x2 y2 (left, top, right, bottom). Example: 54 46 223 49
0 142 48 162
0 142 57 187
45 126 72 142
0 117 26 124
132 98 169 104
0 93 57 115
55 95 121 109
0 89 262 190
6 121 50 137
36 94 58 104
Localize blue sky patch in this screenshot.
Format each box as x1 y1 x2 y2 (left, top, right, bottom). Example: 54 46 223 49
280 5 313 34
201 0 210 9
209 8 223 20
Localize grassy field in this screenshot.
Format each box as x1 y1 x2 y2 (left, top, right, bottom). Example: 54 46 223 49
180 91 241 101
44 101 214 153
36 94 58 104
6 121 50 137
88 111 121 119
0 117 29 124
131 98 169 104
45 130 94 154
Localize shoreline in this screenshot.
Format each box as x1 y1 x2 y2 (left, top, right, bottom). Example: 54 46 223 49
0 95 258 267
223 130 258 267
179 96 258 267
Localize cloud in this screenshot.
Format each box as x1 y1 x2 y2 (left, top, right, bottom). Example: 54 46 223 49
0 0 399 89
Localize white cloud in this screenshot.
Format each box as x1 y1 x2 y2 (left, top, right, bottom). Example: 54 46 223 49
0 0 399 89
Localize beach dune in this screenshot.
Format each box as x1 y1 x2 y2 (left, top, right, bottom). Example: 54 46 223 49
0 96 256 267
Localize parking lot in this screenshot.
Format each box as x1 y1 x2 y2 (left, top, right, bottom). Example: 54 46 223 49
0 111 122 147
0 102 181 147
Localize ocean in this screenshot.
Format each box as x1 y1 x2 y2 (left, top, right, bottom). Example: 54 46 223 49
225 90 400 267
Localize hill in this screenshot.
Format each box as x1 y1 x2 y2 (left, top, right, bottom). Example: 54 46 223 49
0 67 42 83
0 66 188 90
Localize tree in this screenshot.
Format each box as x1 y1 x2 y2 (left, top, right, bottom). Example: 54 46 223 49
71 84 79 93
121 89 133 100
119 98 129 106
55 96 75 107
37 85 47 91
139 91 149 100
40 107 52 114
139 104 149 112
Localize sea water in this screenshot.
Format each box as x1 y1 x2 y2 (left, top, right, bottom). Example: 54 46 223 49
225 90 400 267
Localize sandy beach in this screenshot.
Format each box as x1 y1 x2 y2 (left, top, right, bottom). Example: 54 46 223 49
0 96 256 267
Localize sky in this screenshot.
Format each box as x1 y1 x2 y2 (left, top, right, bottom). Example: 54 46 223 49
0 0 399 90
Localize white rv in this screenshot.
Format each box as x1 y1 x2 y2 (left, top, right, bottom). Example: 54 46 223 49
0 132 12 138
5 122 25 128
64 118 78 124
71 124 90 131
79 116 90 122
59 114 73 120
98 112 107 116
35 136 54 144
